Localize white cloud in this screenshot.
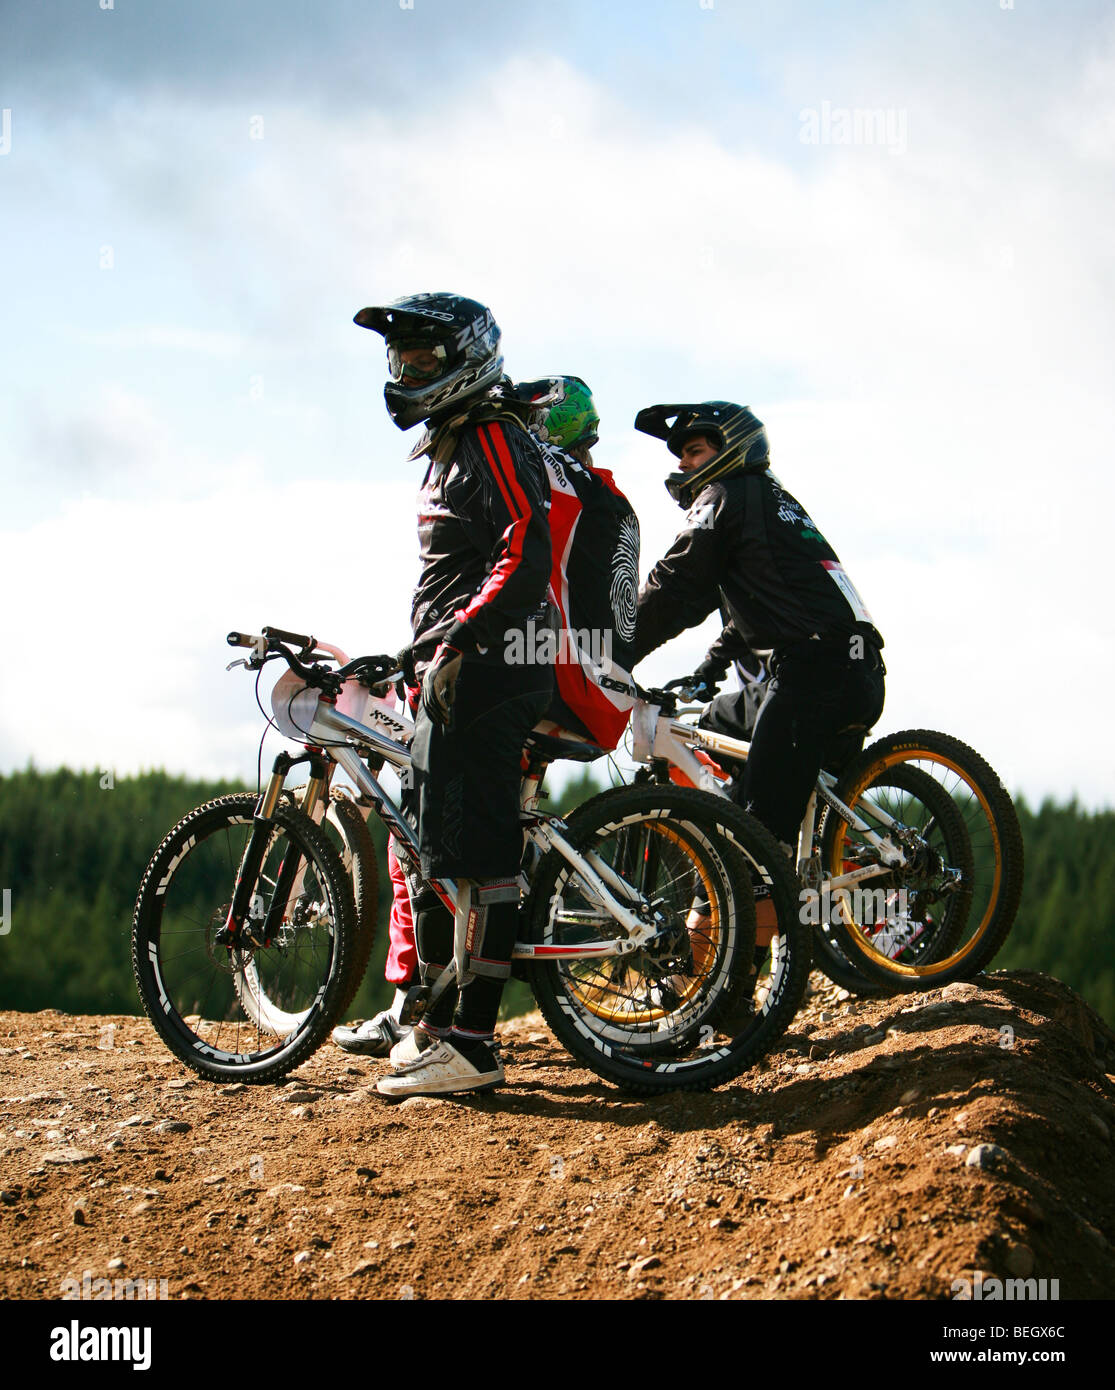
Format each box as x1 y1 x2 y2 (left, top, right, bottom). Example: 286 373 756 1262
7 32 1115 808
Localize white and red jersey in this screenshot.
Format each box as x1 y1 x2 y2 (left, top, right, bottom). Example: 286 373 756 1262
540 443 639 750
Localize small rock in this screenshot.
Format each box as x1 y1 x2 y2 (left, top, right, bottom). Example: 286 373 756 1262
928 1107 940 1119
43 1148 99 1165
1004 1243 1034 1277
528 1032 548 1043
966 1143 1008 1171
795 1063 811 1075
864 1030 885 1044
954 1111 969 1130
202 1174 226 1186
278 1090 322 1104
398 1096 441 1110
873 1135 898 1152
819 1011 833 1023
836 989 851 1002
347 1259 379 1277
220 1084 247 1096
945 1144 967 1157
165 1080 190 1090
629 1255 661 1275
941 981 978 1000
390 1236 415 1251
808 1045 827 1061
107 1257 125 1272
293 1250 312 1265
290 1105 315 1120
118 1115 150 1129
157 1120 191 1134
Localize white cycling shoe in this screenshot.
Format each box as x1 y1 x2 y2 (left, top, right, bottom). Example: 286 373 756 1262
376 1039 504 1097
388 1025 438 1067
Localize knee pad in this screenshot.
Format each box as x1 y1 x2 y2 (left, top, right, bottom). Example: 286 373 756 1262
460 879 519 981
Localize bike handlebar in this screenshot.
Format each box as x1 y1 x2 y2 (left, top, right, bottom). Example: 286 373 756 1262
227 626 399 693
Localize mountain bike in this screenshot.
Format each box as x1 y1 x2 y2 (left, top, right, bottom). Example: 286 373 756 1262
625 678 1024 993
131 627 809 1094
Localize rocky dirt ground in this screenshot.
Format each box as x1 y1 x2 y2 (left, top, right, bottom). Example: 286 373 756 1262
2 969 1114 1301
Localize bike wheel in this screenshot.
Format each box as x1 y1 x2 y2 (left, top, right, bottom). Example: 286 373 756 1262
820 730 1023 990
526 784 809 1094
811 763 973 994
132 794 356 1082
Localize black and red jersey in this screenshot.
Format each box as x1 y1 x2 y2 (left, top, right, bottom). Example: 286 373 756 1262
541 443 639 749
411 418 552 664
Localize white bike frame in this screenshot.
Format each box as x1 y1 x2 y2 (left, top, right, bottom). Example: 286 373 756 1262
280 681 663 974
628 698 912 894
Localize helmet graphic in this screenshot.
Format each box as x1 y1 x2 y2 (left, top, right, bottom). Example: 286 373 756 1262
353 292 504 430
634 401 769 507
517 375 600 451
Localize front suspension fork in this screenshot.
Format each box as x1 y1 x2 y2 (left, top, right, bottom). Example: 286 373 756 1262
222 750 328 947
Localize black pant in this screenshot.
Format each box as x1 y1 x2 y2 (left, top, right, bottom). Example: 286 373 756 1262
708 641 885 848
410 658 552 1037
410 658 553 881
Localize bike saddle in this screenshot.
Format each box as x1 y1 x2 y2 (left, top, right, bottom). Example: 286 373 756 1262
524 728 608 764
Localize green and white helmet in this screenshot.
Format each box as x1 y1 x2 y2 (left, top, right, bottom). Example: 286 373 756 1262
517 375 600 451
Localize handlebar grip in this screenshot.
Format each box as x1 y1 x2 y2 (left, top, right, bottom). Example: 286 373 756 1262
262 625 315 650
227 632 256 648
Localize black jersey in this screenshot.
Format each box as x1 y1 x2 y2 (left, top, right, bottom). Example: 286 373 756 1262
633 466 882 664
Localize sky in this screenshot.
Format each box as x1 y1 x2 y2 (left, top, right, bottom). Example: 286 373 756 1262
1 0 1113 808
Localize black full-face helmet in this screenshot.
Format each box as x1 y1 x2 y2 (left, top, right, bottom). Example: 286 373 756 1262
353 292 504 430
634 401 769 507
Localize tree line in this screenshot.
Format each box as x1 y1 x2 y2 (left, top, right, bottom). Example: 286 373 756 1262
0 767 1110 1025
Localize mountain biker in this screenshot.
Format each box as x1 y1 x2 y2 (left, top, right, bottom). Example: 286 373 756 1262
517 375 640 749
629 401 886 855
345 292 554 1097
334 374 641 1058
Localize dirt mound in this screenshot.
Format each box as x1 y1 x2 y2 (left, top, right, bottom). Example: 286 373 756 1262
2 970 1113 1300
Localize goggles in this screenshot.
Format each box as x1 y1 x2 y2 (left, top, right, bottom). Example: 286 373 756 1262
386 338 450 385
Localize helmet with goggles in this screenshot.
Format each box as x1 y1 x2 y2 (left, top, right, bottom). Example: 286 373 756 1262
634 400 769 508
353 292 504 430
516 375 600 453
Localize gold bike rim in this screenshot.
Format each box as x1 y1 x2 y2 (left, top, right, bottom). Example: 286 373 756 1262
828 748 1002 978
561 823 722 1025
